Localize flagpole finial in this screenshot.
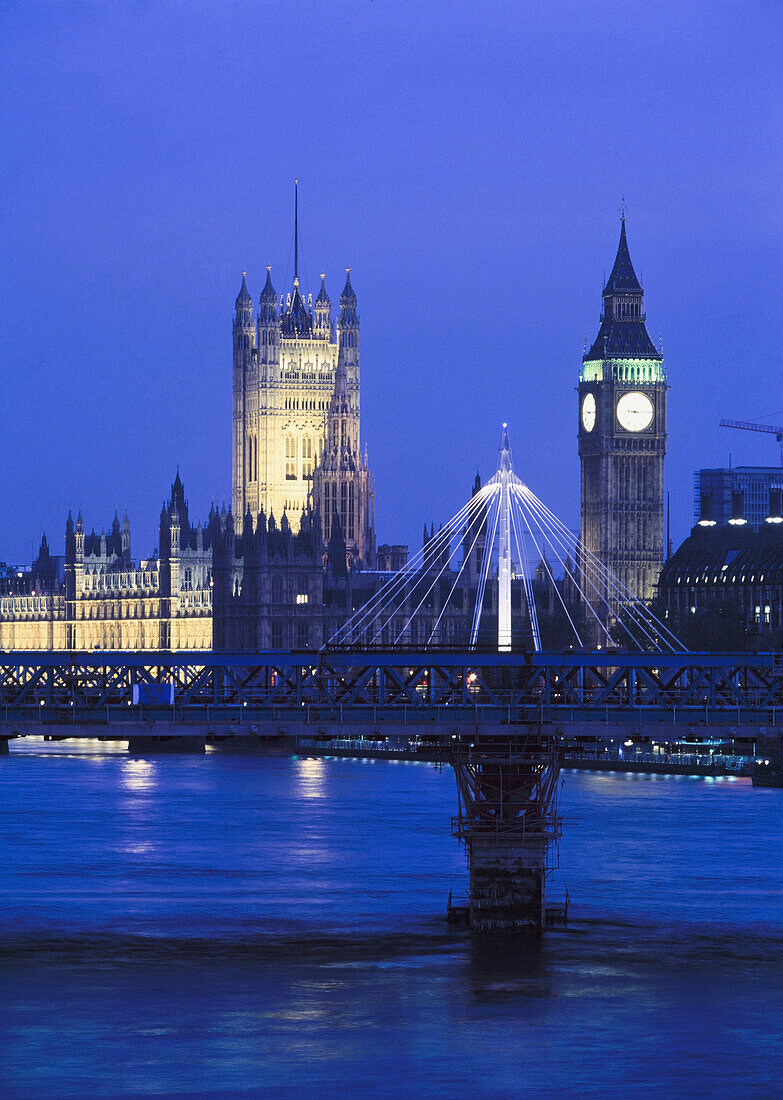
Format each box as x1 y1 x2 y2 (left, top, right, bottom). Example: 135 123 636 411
294 180 299 282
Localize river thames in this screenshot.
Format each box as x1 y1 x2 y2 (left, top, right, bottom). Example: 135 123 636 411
0 743 781 1098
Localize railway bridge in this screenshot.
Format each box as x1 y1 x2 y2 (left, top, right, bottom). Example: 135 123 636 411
2 647 781 932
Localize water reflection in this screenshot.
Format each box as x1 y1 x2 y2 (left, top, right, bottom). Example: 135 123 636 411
295 756 326 799
120 759 157 792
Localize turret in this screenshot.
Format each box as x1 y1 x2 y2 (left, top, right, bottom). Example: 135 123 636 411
338 268 359 381
257 266 278 365
170 506 181 554
314 272 332 338
121 511 131 560
111 512 122 557
233 272 255 364
75 509 84 558
328 355 355 456
64 510 85 617
464 470 487 578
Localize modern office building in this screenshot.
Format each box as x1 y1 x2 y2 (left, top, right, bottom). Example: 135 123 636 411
695 467 783 531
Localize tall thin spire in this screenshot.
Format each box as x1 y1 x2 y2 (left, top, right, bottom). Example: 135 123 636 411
294 178 299 284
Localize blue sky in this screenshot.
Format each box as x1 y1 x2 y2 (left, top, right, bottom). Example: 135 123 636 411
1 1 782 561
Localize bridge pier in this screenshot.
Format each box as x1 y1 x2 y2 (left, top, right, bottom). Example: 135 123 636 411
0 738 8 755
452 738 561 933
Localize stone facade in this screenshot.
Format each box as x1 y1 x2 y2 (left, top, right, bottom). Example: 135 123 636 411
578 218 667 606
232 260 375 567
0 475 212 651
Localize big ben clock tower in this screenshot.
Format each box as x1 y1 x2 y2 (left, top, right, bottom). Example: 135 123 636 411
578 215 666 610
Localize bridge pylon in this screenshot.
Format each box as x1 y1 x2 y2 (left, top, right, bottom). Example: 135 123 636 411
451 729 561 932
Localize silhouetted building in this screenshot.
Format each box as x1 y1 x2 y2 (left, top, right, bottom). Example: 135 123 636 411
211 505 323 650
657 486 783 648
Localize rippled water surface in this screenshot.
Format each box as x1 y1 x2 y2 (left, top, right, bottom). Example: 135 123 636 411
1 742 782 1098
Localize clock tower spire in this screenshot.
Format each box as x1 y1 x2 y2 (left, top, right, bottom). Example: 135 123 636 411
578 216 667 626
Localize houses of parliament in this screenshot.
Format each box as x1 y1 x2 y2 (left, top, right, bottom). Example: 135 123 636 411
0 207 668 651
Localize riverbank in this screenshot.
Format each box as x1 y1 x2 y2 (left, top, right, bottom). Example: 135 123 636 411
234 736 753 777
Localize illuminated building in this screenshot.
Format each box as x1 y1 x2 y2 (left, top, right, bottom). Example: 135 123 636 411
0 475 212 651
578 216 667 605
232 186 375 567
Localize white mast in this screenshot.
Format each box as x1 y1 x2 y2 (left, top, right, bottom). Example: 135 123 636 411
497 424 512 652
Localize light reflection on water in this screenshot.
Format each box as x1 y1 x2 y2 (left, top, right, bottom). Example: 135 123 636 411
120 758 157 792
295 754 327 798
0 749 781 1097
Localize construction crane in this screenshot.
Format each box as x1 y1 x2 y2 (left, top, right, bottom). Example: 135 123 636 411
720 418 783 465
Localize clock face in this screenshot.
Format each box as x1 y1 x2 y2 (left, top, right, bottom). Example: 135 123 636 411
616 391 654 432
581 392 596 432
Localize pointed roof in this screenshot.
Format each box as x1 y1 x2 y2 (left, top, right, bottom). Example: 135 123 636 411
260 265 276 303
603 218 643 294
281 279 312 337
235 271 252 308
585 218 661 362
340 267 357 304
316 271 330 305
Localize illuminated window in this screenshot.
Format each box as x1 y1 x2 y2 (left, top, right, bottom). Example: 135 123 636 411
302 435 313 479
285 435 297 480
296 593 308 605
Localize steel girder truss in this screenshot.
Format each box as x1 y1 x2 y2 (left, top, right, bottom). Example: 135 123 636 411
0 650 783 715
452 744 562 845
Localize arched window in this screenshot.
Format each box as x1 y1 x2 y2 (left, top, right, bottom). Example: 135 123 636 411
272 575 283 603
285 435 297 480
302 435 313 479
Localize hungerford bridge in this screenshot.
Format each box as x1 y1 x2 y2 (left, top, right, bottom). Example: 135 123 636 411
2 430 781 932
